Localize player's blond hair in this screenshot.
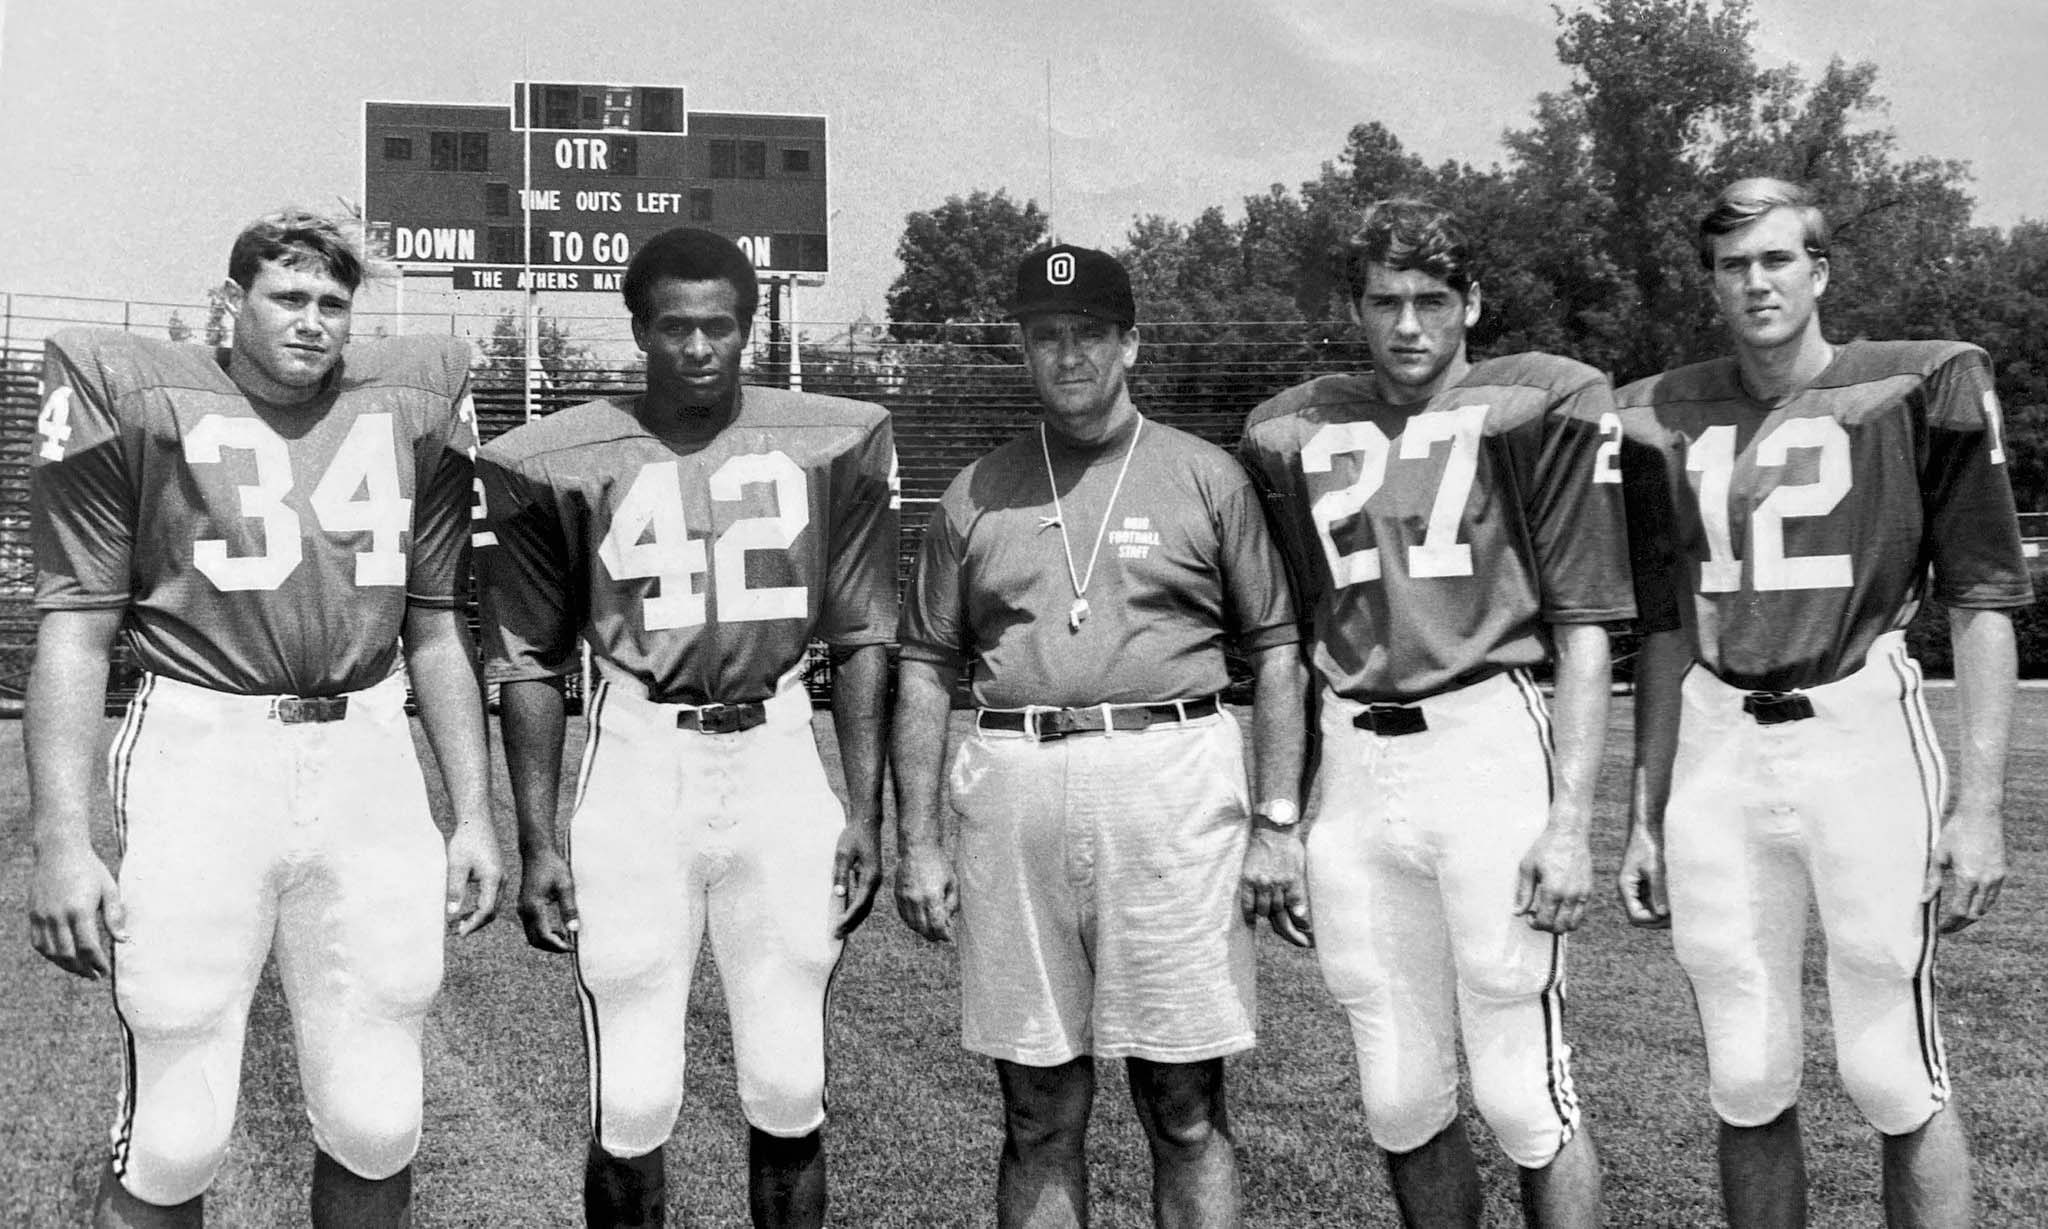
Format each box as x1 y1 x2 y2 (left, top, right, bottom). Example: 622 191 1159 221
227 209 367 293
1696 178 1831 269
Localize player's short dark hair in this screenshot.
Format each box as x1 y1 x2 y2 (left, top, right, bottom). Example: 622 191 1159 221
1338 200 1476 302
1696 177 1831 269
227 209 366 293
623 228 760 325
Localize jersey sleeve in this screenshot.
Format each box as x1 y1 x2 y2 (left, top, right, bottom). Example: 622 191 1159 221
31 334 135 611
1920 350 2035 609
1212 468 1300 653
814 414 900 647
1618 429 1688 635
405 354 480 610
474 448 580 681
1525 375 1636 624
897 495 971 669
1236 428 1326 624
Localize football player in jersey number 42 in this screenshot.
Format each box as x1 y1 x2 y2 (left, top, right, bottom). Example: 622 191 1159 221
476 228 897 1229
1618 178 2034 1227
26 209 501 1227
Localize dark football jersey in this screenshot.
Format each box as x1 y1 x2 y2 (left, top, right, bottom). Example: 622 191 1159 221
898 415 1298 709
1241 353 1636 704
1618 340 2035 691
476 388 898 706
32 330 477 696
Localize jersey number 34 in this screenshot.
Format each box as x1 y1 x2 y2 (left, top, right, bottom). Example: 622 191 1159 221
184 412 412 592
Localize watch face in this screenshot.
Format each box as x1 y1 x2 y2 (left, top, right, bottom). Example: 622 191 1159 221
1257 799 1299 827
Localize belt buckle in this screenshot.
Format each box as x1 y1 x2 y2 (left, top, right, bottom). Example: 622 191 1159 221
1355 703 1427 736
274 695 347 724
1027 708 1074 742
690 703 746 735
1741 691 1815 725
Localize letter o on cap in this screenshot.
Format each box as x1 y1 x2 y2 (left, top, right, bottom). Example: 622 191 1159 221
1047 252 1075 285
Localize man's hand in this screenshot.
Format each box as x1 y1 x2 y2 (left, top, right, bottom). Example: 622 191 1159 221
1515 814 1593 934
1927 803 2006 934
1616 823 1671 929
517 846 580 953
444 819 503 938
894 840 958 942
29 843 126 979
1239 827 1312 947
830 821 883 940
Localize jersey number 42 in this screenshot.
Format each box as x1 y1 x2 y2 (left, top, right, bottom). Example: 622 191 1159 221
598 453 810 629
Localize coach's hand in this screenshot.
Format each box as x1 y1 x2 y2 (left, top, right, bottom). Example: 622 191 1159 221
894 840 958 942
1928 802 2006 934
517 846 581 953
445 819 503 938
1240 828 1313 948
1516 815 1593 934
29 842 126 979
1616 824 1672 929
831 822 883 939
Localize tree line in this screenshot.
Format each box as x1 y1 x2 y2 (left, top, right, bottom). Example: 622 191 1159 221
883 0 2048 514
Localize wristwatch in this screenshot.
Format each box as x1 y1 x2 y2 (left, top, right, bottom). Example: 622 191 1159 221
1252 799 1300 828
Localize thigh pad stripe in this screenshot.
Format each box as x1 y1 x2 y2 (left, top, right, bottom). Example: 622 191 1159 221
571 677 612 814
1508 669 1557 804
108 965 138 1178
1539 936 1576 1129
108 673 158 855
1886 648 1950 1097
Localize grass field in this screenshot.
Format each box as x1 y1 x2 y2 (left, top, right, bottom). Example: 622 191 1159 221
2 692 2044 1227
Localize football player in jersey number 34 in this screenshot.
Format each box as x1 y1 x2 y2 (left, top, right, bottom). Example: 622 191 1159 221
26 209 501 1227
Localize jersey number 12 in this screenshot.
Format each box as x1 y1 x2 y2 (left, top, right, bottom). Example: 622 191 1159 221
1685 417 1852 593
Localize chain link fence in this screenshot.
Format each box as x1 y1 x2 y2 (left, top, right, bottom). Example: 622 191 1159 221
0 294 1369 711
2 292 2042 712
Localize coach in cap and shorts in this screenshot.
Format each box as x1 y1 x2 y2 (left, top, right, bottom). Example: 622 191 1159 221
893 243 1309 1228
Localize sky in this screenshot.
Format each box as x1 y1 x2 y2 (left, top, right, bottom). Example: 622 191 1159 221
0 0 2043 345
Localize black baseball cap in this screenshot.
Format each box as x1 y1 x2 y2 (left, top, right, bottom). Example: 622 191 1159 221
1010 244 1135 327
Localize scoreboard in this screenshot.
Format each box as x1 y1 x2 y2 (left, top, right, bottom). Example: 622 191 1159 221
364 82 828 290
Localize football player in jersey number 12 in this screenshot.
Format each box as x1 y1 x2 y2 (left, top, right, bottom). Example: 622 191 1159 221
1618 178 2034 1227
26 209 501 1227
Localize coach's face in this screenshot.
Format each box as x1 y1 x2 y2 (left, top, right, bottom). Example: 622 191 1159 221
1355 263 1479 406
636 277 749 413
224 256 353 405
1020 312 1139 442
1709 207 1829 354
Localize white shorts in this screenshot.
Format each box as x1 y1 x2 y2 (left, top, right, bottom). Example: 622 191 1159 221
570 664 847 1154
1307 671 1581 1169
951 705 1255 1066
1667 631 1950 1135
106 670 445 1207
